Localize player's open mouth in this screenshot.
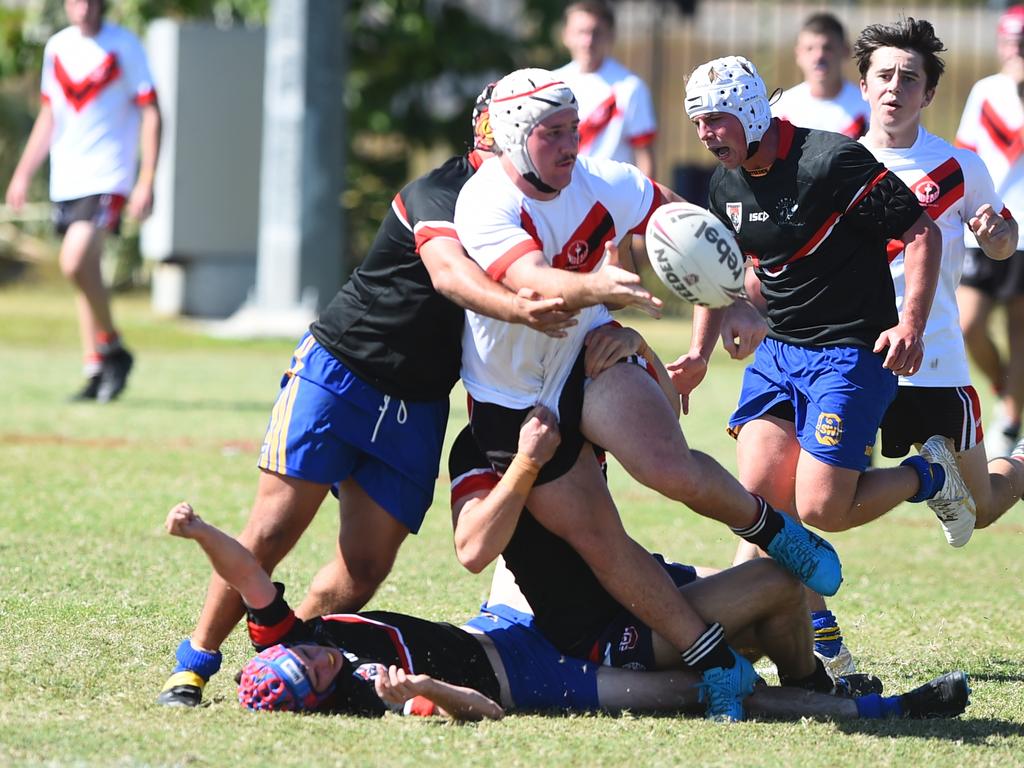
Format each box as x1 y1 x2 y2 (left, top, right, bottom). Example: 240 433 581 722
712 147 730 159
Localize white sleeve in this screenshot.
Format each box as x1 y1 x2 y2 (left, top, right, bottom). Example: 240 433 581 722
623 77 657 143
962 149 1006 220
40 39 56 101
119 30 156 100
587 157 655 235
454 172 537 280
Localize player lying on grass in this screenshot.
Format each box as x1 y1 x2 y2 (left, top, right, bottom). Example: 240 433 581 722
164 501 969 721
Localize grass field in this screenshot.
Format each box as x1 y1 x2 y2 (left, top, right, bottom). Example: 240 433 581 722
2 266 1024 767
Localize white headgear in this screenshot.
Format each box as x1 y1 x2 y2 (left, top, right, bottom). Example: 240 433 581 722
684 56 772 148
489 68 578 192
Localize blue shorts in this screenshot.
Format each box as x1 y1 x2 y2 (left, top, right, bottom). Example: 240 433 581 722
588 558 698 670
729 337 897 472
257 333 449 533
465 603 600 712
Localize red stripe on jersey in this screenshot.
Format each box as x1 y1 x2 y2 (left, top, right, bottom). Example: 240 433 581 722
54 53 121 112
248 611 298 647
775 119 796 160
487 239 540 281
134 88 157 106
521 209 541 246
631 183 666 236
954 138 977 152
842 115 867 139
321 614 416 673
414 224 458 251
979 100 1024 164
552 202 616 272
392 193 410 230
886 239 905 263
468 149 488 170
629 131 656 148
965 385 983 447
451 468 498 508
912 158 964 221
579 94 618 150
783 169 889 266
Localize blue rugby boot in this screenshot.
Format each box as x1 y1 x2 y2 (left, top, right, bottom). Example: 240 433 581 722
765 512 843 596
697 649 760 722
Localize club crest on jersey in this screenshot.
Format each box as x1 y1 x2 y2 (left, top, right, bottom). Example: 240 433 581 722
776 197 798 224
815 412 844 447
565 239 590 267
914 178 940 206
726 202 742 231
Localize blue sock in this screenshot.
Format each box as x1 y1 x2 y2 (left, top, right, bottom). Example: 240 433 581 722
811 610 842 657
902 455 944 502
855 693 904 719
172 637 222 681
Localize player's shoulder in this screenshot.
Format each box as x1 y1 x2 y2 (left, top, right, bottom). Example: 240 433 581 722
575 154 645 185
98 21 144 48
45 25 79 52
601 57 644 86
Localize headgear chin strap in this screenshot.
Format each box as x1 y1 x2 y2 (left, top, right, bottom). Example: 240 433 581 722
489 68 578 193
685 55 772 159
237 644 335 712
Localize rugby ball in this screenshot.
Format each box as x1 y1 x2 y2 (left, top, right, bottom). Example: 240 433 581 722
644 202 745 308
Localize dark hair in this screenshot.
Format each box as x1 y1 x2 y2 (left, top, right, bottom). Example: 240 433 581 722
853 17 946 91
564 1 615 30
801 12 847 43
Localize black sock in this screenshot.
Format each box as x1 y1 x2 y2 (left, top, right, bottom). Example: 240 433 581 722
681 622 735 672
731 495 784 550
779 657 834 693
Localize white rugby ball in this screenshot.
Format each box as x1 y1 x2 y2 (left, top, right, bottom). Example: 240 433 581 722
645 202 745 308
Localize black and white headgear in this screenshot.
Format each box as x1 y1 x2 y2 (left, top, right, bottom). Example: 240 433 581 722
685 56 772 156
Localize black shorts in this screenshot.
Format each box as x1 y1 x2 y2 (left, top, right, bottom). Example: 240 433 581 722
960 248 1024 301
53 193 126 236
879 385 983 458
579 557 699 669
469 350 587 486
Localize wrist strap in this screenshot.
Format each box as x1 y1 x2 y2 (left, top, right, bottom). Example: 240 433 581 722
497 453 542 497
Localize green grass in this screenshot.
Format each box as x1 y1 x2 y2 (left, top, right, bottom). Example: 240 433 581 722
2 266 1023 767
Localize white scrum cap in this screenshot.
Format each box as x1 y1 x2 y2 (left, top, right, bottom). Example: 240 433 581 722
684 56 772 148
489 68 578 190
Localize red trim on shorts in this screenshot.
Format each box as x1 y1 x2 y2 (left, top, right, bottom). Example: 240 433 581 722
486 240 540 281
248 611 298 646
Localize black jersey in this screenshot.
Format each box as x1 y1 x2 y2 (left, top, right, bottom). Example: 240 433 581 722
246 584 500 716
709 120 924 347
448 427 624 658
309 151 487 401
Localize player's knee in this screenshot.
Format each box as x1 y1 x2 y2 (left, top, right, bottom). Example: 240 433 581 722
961 315 988 344
635 454 702 502
798 506 849 533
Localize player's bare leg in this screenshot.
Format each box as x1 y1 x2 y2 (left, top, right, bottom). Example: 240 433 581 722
296 477 410 618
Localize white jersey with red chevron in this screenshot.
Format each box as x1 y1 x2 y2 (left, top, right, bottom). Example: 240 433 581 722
863 126 1008 387
552 57 656 164
41 22 156 201
955 72 1024 249
454 155 658 413
772 81 869 139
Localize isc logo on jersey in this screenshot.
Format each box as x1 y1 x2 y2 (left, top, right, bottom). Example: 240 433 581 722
645 202 745 308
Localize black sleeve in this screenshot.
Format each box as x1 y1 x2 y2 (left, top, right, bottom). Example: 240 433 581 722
832 143 924 239
447 424 487 479
400 161 461 234
325 659 395 718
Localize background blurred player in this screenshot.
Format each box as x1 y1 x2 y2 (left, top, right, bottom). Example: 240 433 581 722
4 0 160 402
955 4 1024 457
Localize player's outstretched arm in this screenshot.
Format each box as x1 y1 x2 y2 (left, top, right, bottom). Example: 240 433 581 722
4 103 53 211
874 212 941 376
666 304 727 414
420 239 577 338
451 407 560 573
164 502 276 609
374 665 504 721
